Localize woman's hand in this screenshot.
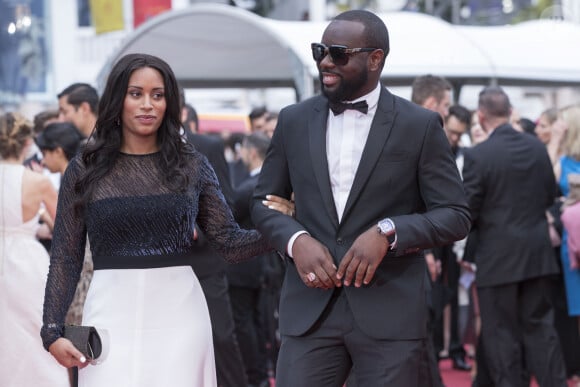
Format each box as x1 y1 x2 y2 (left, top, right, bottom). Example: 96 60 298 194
263 194 295 217
38 207 55 231
48 338 90 369
36 223 53 240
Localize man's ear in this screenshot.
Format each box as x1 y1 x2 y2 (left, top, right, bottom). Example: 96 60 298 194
79 101 91 115
423 96 437 111
368 49 384 72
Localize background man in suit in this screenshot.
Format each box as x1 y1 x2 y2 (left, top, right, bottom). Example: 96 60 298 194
251 10 470 386
229 132 280 387
411 75 465 387
433 103 473 371
462 86 566 386
179 93 249 387
229 106 270 188
411 74 453 286
439 104 473 370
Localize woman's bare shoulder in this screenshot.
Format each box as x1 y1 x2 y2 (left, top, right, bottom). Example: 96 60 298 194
22 168 56 193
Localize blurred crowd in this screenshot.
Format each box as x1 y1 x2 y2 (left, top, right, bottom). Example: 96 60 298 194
1 73 580 387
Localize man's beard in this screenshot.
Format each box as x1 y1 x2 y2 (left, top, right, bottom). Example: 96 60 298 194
320 71 368 103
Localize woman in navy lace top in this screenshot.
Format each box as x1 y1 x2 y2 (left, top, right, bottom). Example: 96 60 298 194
41 53 269 387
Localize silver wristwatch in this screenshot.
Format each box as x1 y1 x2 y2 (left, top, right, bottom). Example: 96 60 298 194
377 218 397 246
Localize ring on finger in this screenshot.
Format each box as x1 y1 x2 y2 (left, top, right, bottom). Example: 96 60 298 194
307 272 316 282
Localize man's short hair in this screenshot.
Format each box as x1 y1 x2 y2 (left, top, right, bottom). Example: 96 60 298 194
447 104 471 126
411 75 452 106
249 106 268 121
243 132 270 160
478 86 511 118
57 83 99 114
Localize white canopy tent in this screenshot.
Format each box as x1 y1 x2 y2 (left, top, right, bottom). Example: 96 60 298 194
97 3 580 101
457 19 580 86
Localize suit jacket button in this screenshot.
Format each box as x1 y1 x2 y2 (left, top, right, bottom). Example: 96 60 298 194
336 238 343 245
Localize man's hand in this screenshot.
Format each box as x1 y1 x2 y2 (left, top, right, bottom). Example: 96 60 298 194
48 337 90 369
337 226 388 287
292 234 341 289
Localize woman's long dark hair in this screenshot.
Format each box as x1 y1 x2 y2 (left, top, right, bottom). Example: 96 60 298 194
75 53 192 213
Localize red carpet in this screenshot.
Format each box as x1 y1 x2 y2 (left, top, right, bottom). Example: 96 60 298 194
439 358 474 387
439 358 578 387
267 359 577 386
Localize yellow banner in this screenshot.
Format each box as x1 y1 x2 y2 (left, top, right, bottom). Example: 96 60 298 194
90 0 124 34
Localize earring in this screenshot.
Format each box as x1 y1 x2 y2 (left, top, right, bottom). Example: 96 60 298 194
115 118 121 126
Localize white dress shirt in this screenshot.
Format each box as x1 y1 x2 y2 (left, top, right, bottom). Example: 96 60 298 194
286 83 382 256
327 84 381 221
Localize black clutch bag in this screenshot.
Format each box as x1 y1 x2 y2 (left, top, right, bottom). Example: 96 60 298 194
63 325 103 361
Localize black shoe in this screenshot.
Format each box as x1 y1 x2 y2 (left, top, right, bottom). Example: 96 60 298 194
452 356 472 371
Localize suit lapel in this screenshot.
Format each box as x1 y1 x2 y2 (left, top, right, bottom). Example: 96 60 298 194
309 97 340 227
341 88 397 223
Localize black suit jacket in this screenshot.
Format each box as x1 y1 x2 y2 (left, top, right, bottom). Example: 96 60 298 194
229 159 250 188
186 132 233 278
251 87 470 340
227 173 266 288
463 124 559 287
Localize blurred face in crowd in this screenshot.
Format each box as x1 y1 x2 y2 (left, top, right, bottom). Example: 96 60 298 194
470 112 488 145
263 117 277 139
41 148 66 174
535 113 552 144
445 115 467 149
58 96 86 132
121 66 166 151
510 109 523 132
425 91 451 120
470 123 487 145
250 115 267 133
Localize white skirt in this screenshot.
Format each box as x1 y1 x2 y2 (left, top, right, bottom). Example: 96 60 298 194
79 265 216 387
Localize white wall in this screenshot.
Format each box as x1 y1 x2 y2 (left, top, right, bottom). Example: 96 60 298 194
563 0 580 23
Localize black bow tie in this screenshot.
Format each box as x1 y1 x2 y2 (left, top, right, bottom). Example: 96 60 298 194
329 100 369 115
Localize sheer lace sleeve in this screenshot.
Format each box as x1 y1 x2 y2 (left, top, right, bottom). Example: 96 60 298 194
195 155 270 262
41 157 87 350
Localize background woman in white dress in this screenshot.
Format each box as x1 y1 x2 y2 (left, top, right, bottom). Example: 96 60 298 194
0 112 67 387
41 53 270 387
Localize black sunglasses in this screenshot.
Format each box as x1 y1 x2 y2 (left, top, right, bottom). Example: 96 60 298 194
311 43 378 66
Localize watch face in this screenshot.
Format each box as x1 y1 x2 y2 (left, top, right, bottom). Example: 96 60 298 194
378 219 395 235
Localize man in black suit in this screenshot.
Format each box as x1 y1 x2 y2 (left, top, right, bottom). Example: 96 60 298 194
251 10 470 386
412 75 470 383
434 104 473 372
462 86 566 387
180 99 248 387
228 132 277 387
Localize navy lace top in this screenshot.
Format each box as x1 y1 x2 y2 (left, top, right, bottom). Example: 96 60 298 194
41 151 268 350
